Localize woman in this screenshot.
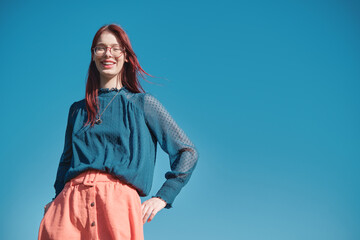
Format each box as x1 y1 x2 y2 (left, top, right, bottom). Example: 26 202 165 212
38 23 199 240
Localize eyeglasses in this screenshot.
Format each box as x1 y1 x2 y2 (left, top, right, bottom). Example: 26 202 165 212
92 45 125 57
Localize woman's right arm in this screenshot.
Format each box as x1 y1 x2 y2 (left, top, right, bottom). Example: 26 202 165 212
53 102 76 200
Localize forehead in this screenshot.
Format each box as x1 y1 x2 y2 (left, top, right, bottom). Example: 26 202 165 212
96 31 121 45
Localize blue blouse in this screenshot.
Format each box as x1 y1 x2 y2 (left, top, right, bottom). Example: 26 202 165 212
53 86 199 209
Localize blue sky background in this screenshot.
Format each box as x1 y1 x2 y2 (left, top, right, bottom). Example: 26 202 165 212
0 0 359 239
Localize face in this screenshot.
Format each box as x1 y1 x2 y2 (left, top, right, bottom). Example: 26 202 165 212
92 31 128 80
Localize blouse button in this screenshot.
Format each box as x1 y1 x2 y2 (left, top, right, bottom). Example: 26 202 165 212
91 202 95 207
91 221 96 227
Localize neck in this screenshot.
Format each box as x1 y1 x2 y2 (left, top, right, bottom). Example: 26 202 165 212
99 75 123 89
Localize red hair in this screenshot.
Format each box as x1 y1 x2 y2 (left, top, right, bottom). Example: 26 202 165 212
84 24 152 127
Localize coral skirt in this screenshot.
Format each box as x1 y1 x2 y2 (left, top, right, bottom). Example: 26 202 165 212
38 169 144 240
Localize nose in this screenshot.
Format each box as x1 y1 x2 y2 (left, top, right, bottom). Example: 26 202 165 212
104 47 113 57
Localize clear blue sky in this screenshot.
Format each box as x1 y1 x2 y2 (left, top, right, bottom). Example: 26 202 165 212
0 0 359 239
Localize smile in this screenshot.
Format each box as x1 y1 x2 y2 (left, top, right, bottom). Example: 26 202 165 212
101 61 116 68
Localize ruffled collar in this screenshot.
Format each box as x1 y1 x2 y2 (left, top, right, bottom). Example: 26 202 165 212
98 86 127 94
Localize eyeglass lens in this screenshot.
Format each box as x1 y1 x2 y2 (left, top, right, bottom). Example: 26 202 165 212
94 46 123 57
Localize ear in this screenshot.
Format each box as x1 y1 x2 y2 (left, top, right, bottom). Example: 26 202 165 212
124 52 129 62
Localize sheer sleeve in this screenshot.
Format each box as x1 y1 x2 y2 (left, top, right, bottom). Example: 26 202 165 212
144 93 199 209
53 102 75 200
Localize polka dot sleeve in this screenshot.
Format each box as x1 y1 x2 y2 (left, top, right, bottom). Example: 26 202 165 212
143 93 199 209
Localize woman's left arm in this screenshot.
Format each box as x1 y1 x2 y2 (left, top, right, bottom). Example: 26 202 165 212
141 93 199 222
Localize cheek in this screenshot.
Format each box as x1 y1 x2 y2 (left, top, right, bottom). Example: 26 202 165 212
94 58 101 68
96 61 102 70
116 60 125 69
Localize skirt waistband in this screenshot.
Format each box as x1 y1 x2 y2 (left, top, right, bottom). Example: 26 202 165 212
66 169 122 187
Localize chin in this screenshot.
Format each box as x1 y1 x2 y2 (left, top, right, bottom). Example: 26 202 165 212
100 71 120 78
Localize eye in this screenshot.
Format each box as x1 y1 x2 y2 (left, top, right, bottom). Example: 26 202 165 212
96 47 106 51
113 47 122 52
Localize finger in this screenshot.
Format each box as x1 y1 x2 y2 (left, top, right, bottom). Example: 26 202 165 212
143 208 153 224
142 204 150 219
147 209 158 222
141 202 144 211
143 209 150 224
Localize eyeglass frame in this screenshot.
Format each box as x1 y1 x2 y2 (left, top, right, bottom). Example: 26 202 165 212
92 45 126 57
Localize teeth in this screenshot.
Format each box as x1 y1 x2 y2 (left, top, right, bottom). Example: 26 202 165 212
103 62 115 65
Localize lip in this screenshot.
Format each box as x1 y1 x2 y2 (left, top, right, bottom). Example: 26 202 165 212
101 60 116 69
102 60 116 64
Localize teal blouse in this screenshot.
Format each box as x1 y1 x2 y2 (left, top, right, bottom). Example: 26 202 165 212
53 86 199 209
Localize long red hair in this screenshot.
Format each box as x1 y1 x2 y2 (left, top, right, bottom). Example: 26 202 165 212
84 24 152 127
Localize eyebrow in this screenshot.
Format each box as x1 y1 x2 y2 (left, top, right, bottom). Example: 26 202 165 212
96 43 120 46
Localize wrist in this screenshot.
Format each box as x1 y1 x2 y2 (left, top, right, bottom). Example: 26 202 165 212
153 196 167 204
